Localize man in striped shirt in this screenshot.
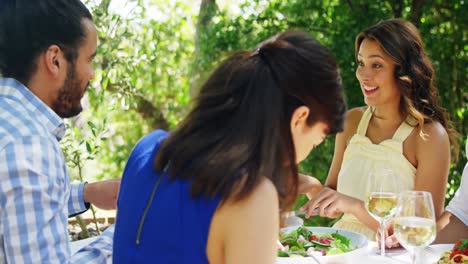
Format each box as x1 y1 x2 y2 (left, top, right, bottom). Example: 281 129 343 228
0 0 119 263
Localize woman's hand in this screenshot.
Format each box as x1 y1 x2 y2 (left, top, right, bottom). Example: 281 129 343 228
300 187 361 219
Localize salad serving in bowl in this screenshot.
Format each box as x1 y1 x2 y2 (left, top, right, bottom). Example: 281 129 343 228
277 226 368 261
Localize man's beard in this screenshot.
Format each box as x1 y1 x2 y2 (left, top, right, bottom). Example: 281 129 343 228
53 63 87 118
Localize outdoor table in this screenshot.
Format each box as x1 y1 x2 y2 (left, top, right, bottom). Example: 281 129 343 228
70 237 452 263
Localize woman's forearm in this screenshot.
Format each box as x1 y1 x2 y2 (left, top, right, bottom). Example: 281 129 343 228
350 200 380 231
297 173 323 199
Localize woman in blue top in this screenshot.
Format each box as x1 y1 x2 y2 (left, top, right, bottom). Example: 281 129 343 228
113 30 347 264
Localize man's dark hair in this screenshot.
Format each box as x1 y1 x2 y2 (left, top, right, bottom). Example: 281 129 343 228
0 0 93 84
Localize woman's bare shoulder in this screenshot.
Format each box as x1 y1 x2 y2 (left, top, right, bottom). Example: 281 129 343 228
228 177 278 208
215 177 279 246
424 121 449 138
215 177 278 219
342 106 367 136
207 178 279 264
346 106 366 122
416 121 449 145
411 121 450 159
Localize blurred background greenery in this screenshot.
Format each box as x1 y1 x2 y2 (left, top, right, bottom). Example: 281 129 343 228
63 0 467 226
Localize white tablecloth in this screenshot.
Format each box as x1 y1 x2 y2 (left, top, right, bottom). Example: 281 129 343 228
276 242 452 264
71 237 452 263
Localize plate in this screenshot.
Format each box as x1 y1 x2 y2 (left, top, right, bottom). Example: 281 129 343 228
423 244 453 263
277 226 369 264
284 215 304 230
367 243 454 263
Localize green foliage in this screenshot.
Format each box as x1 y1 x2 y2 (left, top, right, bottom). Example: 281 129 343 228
77 0 197 179
61 118 109 181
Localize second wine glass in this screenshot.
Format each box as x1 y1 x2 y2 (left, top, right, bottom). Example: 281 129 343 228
393 191 436 264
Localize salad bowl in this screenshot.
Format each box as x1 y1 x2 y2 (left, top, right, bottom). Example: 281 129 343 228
277 226 368 264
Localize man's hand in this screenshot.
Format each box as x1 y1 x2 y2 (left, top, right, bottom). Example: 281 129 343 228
435 211 468 243
83 178 121 210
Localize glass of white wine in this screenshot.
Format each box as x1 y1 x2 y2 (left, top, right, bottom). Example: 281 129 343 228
394 191 436 264
366 168 398 257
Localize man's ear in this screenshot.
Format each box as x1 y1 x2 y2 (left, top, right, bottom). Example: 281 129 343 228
290 105 310 132
42 45 63 77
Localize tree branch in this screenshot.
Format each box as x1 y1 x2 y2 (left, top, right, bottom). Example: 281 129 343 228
105 82 170 130
391 0 404 18
191 0 218 97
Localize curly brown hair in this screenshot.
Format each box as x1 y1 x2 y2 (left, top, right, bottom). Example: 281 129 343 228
355 18 459 159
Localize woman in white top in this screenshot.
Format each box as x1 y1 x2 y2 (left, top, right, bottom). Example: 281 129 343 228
300 18 459 242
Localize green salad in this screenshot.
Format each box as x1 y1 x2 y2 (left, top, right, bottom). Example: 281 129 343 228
278 226 355 258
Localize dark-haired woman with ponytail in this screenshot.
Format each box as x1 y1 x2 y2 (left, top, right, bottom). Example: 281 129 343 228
112 30 346 264
302 18 459 246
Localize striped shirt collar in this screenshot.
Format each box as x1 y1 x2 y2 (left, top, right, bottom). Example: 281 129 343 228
0 77 66 141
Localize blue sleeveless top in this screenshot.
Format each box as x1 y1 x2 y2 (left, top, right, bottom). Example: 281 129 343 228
113 130 222 264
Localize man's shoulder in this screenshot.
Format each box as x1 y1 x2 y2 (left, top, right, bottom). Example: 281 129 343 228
0 96 51 150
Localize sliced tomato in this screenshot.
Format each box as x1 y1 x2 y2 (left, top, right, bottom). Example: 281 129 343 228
450 249 463 259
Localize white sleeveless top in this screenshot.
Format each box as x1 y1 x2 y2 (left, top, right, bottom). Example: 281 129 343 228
333 107 417 240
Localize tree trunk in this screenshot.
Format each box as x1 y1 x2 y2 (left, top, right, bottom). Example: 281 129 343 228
410 0 425 27
190 0 218 97
195 0 217 52
391 0 404 18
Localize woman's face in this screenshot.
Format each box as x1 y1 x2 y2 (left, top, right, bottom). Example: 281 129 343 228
290 106 329 163
293 121 329 163
356 38 401 107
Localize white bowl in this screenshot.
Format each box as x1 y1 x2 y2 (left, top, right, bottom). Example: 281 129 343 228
284 215 304 229
277 226 369 264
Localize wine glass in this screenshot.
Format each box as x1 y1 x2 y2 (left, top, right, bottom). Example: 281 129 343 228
393 191 436 264
365 168 398 257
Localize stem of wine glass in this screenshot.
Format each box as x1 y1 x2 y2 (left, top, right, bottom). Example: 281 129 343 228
411 246 422 264
380 219 385 257
411 247 417 264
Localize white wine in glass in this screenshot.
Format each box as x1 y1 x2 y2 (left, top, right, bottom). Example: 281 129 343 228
367 192 397 219
365 169 398 257
394 191 436 264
